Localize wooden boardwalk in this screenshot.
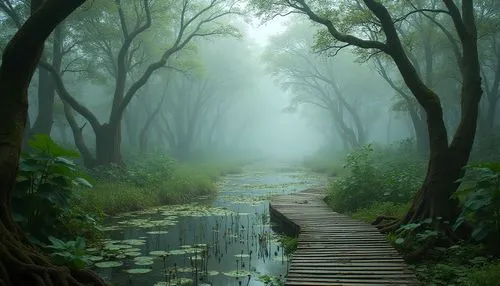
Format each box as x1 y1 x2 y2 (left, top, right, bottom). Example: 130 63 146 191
269 189 420 286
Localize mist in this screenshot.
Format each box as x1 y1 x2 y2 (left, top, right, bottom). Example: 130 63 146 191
2 1 500 286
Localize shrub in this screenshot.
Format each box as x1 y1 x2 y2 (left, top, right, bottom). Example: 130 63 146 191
352 201 410 223
467 261 500 286
326 143 424 213
12 134 95 243
454 162 500 250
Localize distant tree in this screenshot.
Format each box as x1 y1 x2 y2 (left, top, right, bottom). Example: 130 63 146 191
263 23 371 150
252 0 482 239
0 1 64 139
476 0 500 132
42 0 241 167
0 1 106 284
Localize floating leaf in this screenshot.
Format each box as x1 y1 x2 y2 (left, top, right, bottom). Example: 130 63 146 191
94 261 123 268
124 268 152 274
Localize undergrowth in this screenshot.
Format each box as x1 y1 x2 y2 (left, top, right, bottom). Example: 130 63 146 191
321 138 500 286
76 158 240 215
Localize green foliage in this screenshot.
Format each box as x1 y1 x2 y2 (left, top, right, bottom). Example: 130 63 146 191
453 162 500 247
277 235 298 256
258 274 285 286
90 152 176 188
352 201 409 223
158 164 217 204
392 218 441 252
45 236 90 269
13 134 94 243
75 182 161 216
467 261 500 286
326 142 424 213
410 243 498 286
78 158 230 215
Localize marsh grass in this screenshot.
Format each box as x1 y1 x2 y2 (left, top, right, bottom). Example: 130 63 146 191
75 162 240 215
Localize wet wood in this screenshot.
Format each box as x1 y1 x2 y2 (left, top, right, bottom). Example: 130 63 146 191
270 189 420 286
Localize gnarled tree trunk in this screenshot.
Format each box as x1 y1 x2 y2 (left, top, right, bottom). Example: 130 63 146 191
0 1 106 285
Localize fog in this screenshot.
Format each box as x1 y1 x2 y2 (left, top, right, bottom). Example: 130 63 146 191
3 0 495 167
3 1 500 286
13 9 416 164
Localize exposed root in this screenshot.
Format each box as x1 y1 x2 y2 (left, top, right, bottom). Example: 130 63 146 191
0 218 107 286
404 237 437 262
371 215 398 225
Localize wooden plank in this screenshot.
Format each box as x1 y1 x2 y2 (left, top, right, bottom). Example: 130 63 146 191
269 190 420 286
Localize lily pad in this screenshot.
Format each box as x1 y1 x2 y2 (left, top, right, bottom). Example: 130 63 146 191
153 277 193 286
149 250 169 256
124 268 152 274
87 255 104 262
124 251 142 257
122 239 146 246
205 270 219 276
94 261 123 268
134 260 154 266
167 248 197 255
223 270 252 277
146 230 169 235
134 256 155 261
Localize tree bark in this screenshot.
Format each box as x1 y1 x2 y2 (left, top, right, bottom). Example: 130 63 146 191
372 0 482 233
95 123 123 166
0 1 106 285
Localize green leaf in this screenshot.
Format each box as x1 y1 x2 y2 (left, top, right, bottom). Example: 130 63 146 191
47 236 66 249
73 177 93 188
395 238 405 245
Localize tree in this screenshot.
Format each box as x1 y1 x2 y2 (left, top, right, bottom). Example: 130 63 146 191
252 0 482 237
0 1 106 284
0 1 64 139
263 22 371 150
158 74 225 160
477 0 500 132
43 0 241 167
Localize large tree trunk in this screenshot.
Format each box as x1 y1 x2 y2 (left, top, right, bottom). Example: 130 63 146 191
0 1 106 285
366 1 482 240
95 123 123 166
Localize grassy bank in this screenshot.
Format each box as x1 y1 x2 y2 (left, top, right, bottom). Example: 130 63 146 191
74 160 244 216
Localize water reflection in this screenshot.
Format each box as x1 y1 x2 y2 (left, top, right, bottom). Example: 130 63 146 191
93 166 326 286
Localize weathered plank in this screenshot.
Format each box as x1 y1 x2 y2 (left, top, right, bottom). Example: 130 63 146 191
270 189 420 286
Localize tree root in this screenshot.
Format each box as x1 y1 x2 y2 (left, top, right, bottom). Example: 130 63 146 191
0 219 107 286
371 215 398 226
403 237 437 262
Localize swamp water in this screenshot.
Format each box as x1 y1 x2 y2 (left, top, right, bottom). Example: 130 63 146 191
90 163 327 286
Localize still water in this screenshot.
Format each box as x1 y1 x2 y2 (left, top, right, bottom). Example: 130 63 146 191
92 163 326 286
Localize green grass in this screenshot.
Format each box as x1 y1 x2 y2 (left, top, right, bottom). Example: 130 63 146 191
74 162 238 216
351 201 410 222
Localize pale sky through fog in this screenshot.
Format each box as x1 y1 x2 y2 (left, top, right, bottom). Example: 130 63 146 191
238 16 324 159
245 16 288 47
